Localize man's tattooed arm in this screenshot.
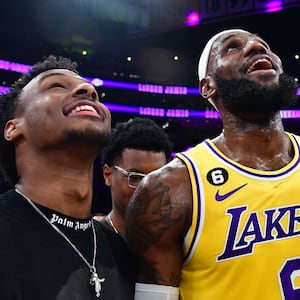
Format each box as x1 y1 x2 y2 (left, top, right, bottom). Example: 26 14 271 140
125 158 192 286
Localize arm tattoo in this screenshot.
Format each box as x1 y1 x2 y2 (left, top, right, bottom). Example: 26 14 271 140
126 163 188 285
127 172 184 253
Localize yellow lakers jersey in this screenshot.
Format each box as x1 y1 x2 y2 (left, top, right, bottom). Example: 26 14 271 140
176 132 300 300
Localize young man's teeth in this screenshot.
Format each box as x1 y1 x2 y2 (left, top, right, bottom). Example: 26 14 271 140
71 105 97 115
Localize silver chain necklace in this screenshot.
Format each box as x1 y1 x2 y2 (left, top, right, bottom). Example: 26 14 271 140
107 214 119 234
15 188 105 298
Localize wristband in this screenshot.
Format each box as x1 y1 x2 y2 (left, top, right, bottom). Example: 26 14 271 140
135 283 179 300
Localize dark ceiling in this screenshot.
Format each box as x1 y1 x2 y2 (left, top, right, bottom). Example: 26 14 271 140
1 1 299 86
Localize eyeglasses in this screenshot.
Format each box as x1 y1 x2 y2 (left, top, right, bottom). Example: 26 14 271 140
114 165 146 189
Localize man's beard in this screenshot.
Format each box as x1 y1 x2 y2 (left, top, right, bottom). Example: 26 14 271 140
64 126 110 149
214 73 298 114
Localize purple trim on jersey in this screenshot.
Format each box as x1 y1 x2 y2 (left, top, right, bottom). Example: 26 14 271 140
179 152 202 262
204 134 300 178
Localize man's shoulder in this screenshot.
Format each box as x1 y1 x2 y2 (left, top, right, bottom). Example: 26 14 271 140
94 219 128 247
129 156 192 223
0 188 15 198
147 156 189 179
0 189 18 211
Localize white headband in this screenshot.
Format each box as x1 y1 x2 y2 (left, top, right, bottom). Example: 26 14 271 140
198 29 248 83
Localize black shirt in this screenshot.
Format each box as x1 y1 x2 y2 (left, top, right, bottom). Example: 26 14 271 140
100 216 126 241
0 189 135 300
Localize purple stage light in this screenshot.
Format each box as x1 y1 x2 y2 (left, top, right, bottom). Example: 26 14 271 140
166 109 189 118
0 59 194 95
139 107 165 117
138 83 164 94
1 84 300 119
103 80 139 90
263 1 283 13
0 60 32 73
0 86 10 94
185 11 200 26
165 86 188 95
187 88 200 95
91 78 104 87
103 103 140 114
280 110 300 118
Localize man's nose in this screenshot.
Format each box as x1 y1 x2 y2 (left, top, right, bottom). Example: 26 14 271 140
244 39 268 56
72 82 98 101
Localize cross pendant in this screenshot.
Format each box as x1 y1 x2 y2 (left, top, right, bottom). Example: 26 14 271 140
90 271 105 298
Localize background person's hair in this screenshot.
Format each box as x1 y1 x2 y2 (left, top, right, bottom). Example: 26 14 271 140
0 55 78 186
101 117 173 166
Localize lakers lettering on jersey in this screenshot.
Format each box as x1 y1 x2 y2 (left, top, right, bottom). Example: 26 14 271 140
176 132 300 300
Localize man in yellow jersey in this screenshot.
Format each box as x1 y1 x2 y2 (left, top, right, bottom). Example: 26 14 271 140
125 29 299 300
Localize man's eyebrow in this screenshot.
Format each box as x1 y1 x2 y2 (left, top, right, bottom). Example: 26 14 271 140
221 34 239 43
221 34 269 49
212 34 238 52
38 72 88 84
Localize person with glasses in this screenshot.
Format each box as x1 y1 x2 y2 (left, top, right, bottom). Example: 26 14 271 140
95 117 173 239
113 166 146 189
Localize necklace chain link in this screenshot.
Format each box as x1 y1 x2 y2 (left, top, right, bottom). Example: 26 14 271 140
15 188 105 298
107 214 119 234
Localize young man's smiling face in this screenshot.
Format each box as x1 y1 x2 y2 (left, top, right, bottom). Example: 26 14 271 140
15 69 111 150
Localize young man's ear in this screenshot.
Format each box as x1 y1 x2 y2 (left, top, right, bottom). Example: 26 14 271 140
4 119 23 142
103 164 113 187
